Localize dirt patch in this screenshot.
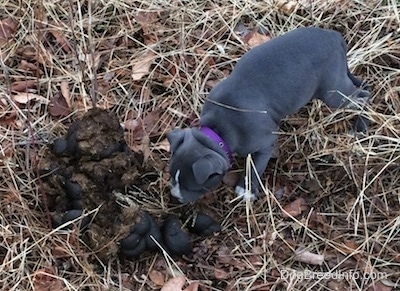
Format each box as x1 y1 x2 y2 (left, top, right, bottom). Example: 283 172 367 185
40 108 157 260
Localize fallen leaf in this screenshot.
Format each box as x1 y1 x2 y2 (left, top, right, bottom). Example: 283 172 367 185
0 141 16 157
0 110 17 126
124 118 142 131
149 270 165 286
154 138 170 152
216 246 234 265
309 211 329 233
120 273 136 290
17 60 41 74
0 17 18 45
342 240 362 260
12 92 49 104
77 52 102 72
60 81 71 108
125 110 161 141
282 197 308 217
49 92 70 117
205 79 219 89
131 50 156 81
161 276 186 291
342 240 380 277
134 11 160 27
143 33 159 46
327 280 346 290
11 80 37 92
294 248 324 265
244 30 271 48
248 247 264 266
184 282 199 291
214 268 229 280
33 268 63 291
275 0 298 14
367 280 393 291
49 28 71 53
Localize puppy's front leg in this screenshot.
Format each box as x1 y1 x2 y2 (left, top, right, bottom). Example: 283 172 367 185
235 150 273 200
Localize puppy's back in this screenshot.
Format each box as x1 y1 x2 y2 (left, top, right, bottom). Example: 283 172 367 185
233 27 346 79
210 27 349 118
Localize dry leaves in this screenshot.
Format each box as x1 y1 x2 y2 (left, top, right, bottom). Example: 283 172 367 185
243 30 271 48
234 22 271 48
275 0 349 14
135 11 161 27
275 0 298 14
0 17 18 45
161 276 186 291
48 28 71 53
131 50 156 81
294 248 324 265
368 281 393 291
49 81 71 117
32 268 63 291
149 270 165 286
214 268 229 280
154 138 171 152
342 240 394 288
160 276 199 291
11 80 37 92
12 92 48 104
0 110 17 126
1 1 397 291
124 110 165 143
308 210 329 233
17 60 42 74
282 197 308 218
49 92 70 117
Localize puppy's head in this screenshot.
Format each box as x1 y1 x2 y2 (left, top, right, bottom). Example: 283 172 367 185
167 128 230 203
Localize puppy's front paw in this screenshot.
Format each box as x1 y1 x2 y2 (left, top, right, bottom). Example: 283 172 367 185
235 185 257 201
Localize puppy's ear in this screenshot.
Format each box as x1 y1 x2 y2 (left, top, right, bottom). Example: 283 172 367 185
167 129 185 153
192 154 227 185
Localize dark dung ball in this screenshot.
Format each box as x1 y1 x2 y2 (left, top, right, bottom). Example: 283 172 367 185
187 212 221 236
61 210 90 230
162 215 192 256
119 233 147 259
64 180 82 200
51 138 68 156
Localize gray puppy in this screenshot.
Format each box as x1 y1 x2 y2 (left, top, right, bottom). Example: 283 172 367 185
167 27 369 203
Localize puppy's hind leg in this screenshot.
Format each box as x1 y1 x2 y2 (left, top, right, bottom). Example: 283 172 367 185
348 88 370 133
322 76 370 133
346 71 370 133
347 69 369 89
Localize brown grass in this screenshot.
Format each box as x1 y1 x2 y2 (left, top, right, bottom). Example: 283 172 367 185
1 0 400 290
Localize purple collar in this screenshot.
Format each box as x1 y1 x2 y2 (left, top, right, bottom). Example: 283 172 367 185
200 126 233 163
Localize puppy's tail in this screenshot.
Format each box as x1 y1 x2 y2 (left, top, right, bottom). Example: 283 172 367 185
347 68 371 133
347 68 370 90
341 36 369 90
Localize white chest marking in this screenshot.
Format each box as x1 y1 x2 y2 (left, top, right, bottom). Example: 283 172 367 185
170 170 183 200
